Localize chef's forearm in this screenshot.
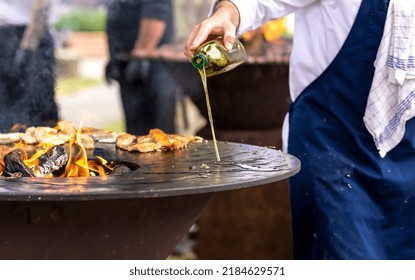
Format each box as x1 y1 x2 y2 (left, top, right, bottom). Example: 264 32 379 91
20 0 51 50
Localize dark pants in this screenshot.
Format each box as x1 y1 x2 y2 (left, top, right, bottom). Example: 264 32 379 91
106 0 176 135
118 61 176 135
0 26 59 132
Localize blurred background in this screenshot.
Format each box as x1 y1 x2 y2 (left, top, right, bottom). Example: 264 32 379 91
55 0 214 133
53 0 295 260
54 0 293 133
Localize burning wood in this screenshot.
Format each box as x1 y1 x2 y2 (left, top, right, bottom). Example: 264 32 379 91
2 150 36 178
35 145 69 177
3 145 68 178
0 121 203 178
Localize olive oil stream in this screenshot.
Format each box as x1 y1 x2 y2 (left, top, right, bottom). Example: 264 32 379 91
198 68 221 162
192 37 246 162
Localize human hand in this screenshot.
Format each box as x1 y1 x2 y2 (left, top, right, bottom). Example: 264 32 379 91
184 1 240 61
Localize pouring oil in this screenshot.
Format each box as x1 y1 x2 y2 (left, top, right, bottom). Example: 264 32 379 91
192 37 246 162
198 67 221 162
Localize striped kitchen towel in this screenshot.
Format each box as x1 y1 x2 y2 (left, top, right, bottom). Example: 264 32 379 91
363 0 415 158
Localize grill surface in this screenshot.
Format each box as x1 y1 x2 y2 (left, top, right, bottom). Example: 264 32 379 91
0 141 300 201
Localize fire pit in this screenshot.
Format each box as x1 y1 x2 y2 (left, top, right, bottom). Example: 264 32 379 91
0 140 299 259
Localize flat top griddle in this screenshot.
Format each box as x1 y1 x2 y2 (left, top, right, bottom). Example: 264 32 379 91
0 141 300 201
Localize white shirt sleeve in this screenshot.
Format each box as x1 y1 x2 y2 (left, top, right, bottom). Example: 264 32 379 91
229 0 318 35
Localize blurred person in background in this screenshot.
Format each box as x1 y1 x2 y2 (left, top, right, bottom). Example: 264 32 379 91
185 0 415 260
105 0 177 135
0 0 59 132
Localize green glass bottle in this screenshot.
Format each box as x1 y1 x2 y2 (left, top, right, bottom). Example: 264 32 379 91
191 37 246 77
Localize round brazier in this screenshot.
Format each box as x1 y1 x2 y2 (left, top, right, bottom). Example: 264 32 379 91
0 141 300 259
0 195 210 260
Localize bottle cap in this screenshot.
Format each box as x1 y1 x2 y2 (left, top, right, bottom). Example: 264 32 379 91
191 53 208 69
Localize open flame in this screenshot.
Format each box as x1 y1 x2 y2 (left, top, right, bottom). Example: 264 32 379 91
58 130 114 177
241 18 288 43
0 124 116 178
239 17 292 61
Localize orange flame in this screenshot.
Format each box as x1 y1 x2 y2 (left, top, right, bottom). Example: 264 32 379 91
60 130 90 177
0 128 115 178
241 18 287 42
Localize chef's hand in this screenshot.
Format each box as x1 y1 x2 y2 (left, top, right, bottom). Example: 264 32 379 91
184 0 240 61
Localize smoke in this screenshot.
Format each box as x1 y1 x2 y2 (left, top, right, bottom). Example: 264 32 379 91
0 26 58 132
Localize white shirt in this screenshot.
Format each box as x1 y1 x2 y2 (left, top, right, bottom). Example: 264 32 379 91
0 0 56 26
231 0 361 101
226 0 362 151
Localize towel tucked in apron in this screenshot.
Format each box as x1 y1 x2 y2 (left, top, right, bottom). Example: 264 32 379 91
288 0 415 259
364 0 415 157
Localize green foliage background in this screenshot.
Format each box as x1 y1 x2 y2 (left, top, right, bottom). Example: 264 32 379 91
54 7 107 32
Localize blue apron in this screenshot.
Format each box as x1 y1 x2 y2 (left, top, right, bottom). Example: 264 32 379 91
288 0 415 259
